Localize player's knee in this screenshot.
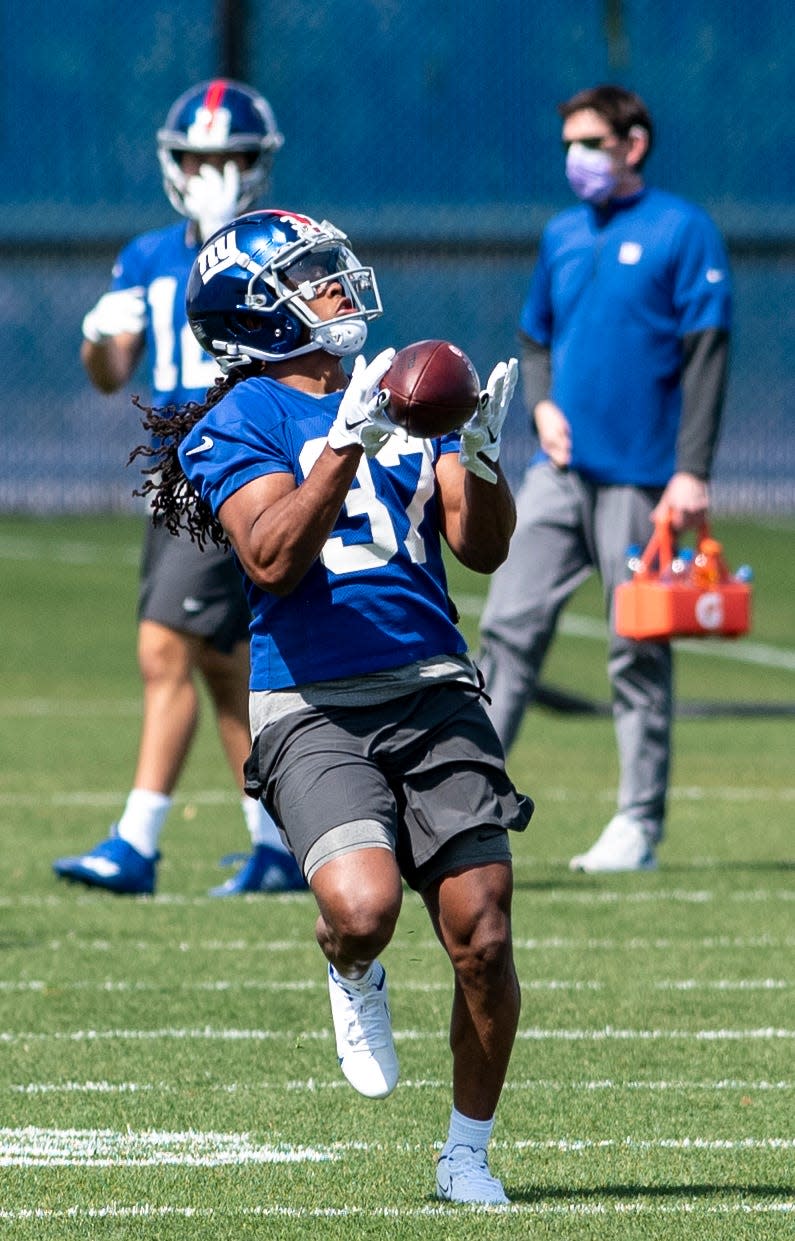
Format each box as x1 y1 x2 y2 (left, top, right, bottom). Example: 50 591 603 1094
450 911 514 992
325 882 402 961
137 622 194 685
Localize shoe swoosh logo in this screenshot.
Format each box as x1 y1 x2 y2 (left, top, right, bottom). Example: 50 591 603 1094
78 857 121 878
185 434 214 456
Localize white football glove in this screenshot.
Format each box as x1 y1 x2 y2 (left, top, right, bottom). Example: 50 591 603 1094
82 287 146 343
183 161 241 242
327 349 397 457
458 356 519 484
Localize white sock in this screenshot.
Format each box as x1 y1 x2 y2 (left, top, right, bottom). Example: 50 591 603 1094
242 796 289 853
442 1107 495 1157
330 961 378 987
116 789 172 858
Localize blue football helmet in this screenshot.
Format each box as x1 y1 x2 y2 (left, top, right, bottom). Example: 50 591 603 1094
157 79 284 217
186 210 384 365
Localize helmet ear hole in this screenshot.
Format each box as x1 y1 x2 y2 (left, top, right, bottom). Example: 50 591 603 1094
227 308 305 350
231 313 263 334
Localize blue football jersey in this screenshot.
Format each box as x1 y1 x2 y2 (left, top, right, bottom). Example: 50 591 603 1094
520 188 732 485
111 222 221 407
180 377 467 689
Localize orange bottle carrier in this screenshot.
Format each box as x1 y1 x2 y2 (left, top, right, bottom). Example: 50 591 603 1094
614 512 752 641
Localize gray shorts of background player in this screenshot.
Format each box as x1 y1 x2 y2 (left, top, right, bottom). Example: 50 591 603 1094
138 517 250 653
243 681 534 889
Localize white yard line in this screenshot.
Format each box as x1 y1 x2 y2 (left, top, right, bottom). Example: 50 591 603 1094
0 1126 793 1168
0 978 601 994
10 1077 793 1096
1 977 789 995
655 978 790 990
0 535 140 566
2 784 793 806
2 932 791 952
0 1127 337 1166
4 888 794 913
0 1202 792 1221
1 1025 794 1045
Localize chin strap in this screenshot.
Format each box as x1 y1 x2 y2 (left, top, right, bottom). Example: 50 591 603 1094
209 316 368 370
313 317 368 356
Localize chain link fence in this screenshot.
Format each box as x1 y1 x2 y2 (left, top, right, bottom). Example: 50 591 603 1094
2 0 792 512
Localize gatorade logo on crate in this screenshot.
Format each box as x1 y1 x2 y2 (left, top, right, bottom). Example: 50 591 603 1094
614 512 752 642
694 592 725 630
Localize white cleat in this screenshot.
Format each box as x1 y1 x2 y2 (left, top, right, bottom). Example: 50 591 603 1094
328 961 398 1099
569 813 658 873
436 1144 509 1205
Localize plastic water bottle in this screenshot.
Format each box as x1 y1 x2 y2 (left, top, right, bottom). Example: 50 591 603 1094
670 547 694 581
625 543 644 577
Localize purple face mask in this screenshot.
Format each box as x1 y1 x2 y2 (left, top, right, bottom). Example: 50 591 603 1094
565 144 617 204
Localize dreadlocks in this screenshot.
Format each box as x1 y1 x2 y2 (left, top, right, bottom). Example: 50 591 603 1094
129 363 263 548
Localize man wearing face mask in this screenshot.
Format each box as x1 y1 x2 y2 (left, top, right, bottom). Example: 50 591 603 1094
478 84 732 873
53 80 307 896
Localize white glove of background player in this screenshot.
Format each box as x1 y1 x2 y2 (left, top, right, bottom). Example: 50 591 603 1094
183 161 241 242
327 349 397 457
82 287 146 343
458 356 519 484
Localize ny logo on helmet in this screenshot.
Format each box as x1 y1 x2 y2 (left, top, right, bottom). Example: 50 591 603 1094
198 231 241 284
187 105 233 148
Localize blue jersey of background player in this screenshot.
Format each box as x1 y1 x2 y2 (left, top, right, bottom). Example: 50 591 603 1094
52 80 305 898
107 223 219 408
140 208 533 1205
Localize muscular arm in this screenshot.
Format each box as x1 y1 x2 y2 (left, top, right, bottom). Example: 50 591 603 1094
80 333 145 394
217 442 363 595
434 451 516 575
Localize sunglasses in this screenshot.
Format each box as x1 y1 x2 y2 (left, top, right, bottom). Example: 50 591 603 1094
562 135 614 153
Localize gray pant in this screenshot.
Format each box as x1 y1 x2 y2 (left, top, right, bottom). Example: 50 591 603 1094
478 462 672 839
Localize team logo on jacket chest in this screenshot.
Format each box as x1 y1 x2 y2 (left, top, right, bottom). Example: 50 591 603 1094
618 242 643 265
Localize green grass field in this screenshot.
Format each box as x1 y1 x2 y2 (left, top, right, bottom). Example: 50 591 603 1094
1 513 793 1239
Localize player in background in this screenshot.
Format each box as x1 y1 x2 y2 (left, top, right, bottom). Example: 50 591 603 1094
478 85 732 872
134 208 534 1204
52 80 305 895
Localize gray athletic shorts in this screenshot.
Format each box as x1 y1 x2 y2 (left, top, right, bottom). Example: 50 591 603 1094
138 518 251 654
243 682 535 891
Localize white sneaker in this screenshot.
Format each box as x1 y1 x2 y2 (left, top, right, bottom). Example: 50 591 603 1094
569 813 658 873
328 961 398 1099
436 1144 509 1205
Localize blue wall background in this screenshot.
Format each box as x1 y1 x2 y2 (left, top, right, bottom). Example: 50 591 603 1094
1 0 792 511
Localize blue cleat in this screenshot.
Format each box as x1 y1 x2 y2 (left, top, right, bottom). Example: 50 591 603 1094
209 843 307 896
53 830 158 895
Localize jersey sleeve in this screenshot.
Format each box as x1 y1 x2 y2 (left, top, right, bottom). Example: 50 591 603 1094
109 236 147 292
179 392 292 516
671 208 732 337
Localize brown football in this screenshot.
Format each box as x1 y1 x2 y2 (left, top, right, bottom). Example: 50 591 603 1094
381 340 480 439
